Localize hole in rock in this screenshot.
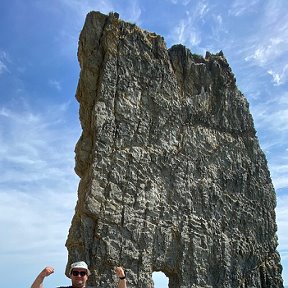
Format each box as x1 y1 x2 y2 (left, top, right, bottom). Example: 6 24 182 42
152 271 169 287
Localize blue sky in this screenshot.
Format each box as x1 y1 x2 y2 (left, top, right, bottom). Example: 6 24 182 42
0 0 287 287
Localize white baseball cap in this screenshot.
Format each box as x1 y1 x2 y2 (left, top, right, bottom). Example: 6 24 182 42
69 261 91 276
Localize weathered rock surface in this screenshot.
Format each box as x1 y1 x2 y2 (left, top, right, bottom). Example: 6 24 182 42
66 11 283 288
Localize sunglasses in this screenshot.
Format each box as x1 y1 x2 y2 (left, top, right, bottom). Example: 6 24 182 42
71 270 87 277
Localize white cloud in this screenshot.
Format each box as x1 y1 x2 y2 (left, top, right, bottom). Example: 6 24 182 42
168 1 211 46
245 38 286 65
170 0 192 5
125 0 141 24
0 50 10 74
0 60 8 74
268 64 288 86
264 0 288 27
0 188 77 287
215 14 223 26
55 0 141 26
242 1 288 85
276 192 288 285
251 95 288 192
198 2 209 17
268 70 281 86
0 50 11 61
0 101 80 191
273 178 288 191
251 91 288 134
259 108 288 132
228 0 260 16
276 193 288 251
38 0 142 59
0 97 80 286
0 190 76 252
49 79 62 91
171 18 201 46
58 0 114 20
270 164 288 190
277 92 288 105
33 0 115 59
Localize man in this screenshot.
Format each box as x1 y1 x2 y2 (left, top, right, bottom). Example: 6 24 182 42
31 261 127 288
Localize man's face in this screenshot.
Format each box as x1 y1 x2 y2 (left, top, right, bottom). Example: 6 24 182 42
70 268 89 288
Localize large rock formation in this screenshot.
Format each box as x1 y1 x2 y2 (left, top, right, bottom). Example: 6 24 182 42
65 11 283 287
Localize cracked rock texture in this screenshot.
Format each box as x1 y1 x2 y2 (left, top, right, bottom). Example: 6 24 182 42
65 11 283 288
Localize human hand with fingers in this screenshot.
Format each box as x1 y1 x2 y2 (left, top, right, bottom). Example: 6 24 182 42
115 266 127 287
31 266 54 288
115 266 126 278
39 266 55 277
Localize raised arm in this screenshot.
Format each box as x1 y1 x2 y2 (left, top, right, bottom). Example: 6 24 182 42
31 266 54 288
115 266 127 288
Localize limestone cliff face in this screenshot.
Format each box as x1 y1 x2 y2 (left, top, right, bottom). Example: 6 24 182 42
66 11 283 288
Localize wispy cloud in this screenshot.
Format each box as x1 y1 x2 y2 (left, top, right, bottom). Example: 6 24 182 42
124 0 141 23
250 102 288 197
250 89 288 191
57 0 114 20
252 104 288 133
168 1 210 46
171 17 201 46
170 0 192 5
243 0 288 85
0 190 76 253
276 192 288 251
276 191 288 286
57 0 142 23
49 79 62 91
0 50 10 74
0 100 80 191
36 0 142 59
228 0 261 17
0 96 80 286
245 38 283 65
270 162 288 190
32 0 115 59
0 187 77 287
0 11 83 278
268 64 288 86
0 60 8 74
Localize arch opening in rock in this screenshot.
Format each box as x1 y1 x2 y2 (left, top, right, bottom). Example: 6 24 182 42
152 271 169 287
